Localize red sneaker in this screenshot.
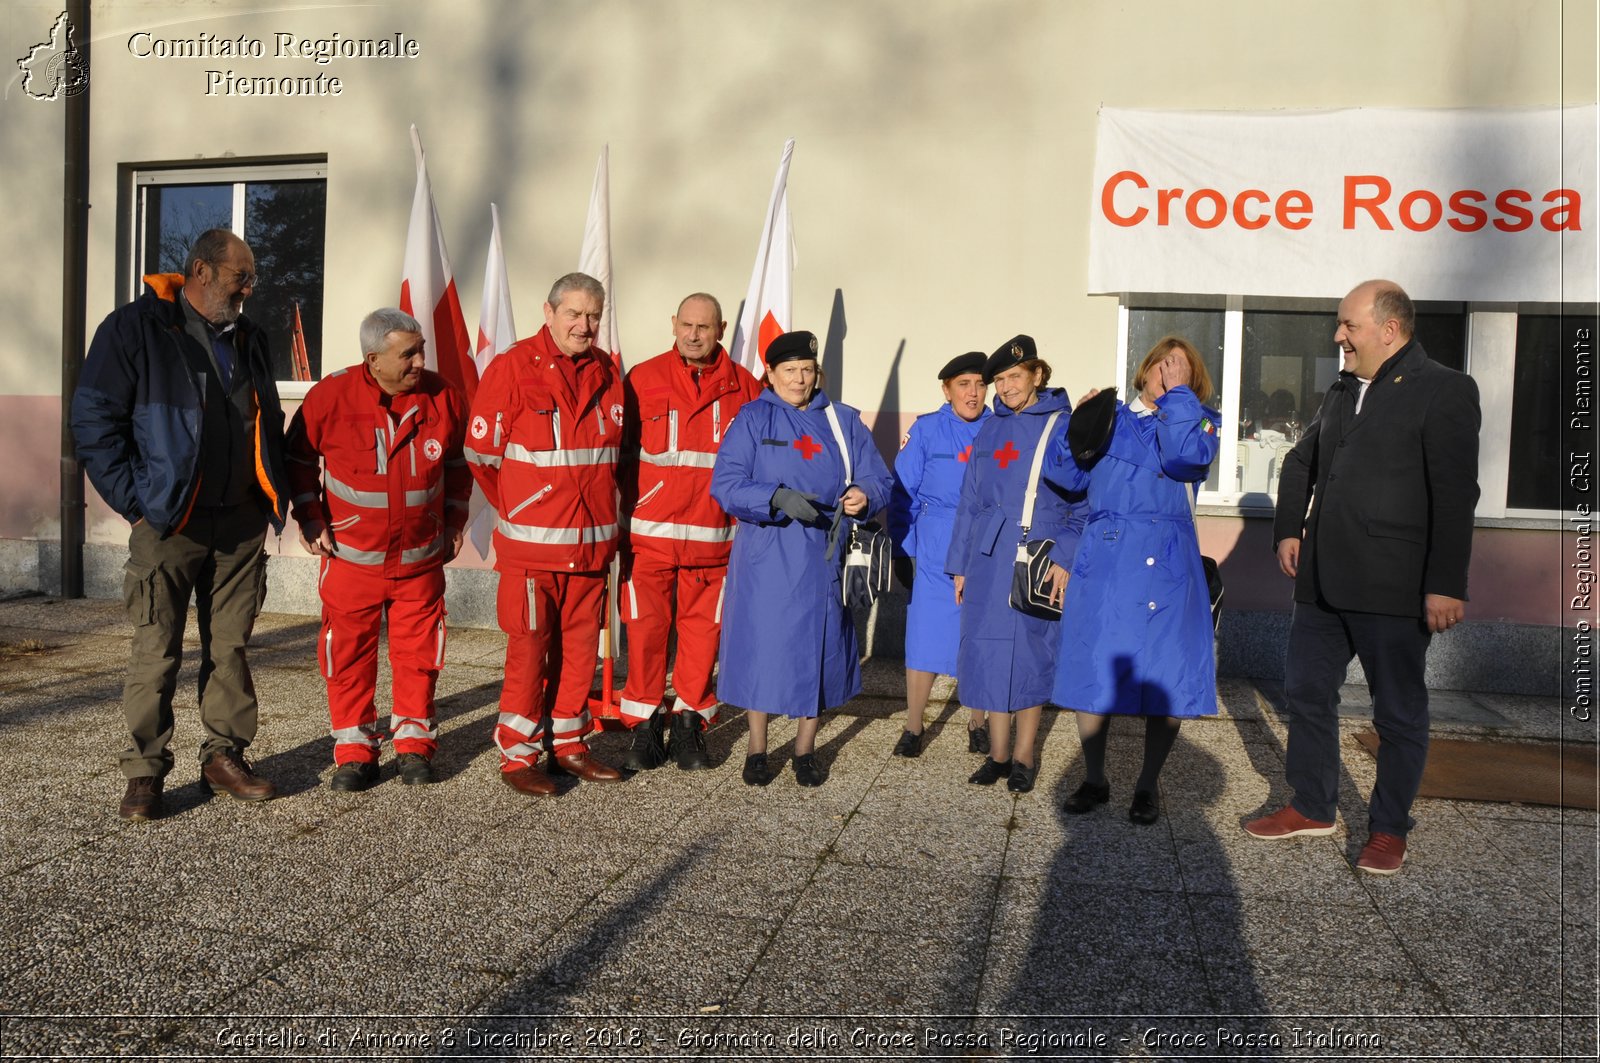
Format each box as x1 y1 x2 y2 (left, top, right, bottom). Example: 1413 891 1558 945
1356 831 1407 875
1243 805 1336 839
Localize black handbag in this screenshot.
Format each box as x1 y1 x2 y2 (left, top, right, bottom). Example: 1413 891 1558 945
844 521 892 608
1007 410 1065 621
822 403 890 608
1202 554 1224 633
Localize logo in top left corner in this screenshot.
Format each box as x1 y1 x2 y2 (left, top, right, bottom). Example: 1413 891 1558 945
16 12 89 102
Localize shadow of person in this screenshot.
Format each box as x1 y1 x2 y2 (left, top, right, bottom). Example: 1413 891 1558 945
993 672 1281 1056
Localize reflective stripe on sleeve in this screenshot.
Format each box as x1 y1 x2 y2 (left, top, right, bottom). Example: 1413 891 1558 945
637 448 717 469
629 519 735 544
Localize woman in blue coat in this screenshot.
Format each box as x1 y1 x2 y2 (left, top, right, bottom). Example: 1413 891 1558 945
947 336 1087 794
889 351 992 758
1043 336 1221 826
711 331 894 788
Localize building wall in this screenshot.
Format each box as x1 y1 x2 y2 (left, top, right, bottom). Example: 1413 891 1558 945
0 0 1592 693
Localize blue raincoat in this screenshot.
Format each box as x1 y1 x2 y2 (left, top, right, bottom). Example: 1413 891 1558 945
891 403 991 675
946 388 1087 714
1042 386 1221 718
712 388 894 718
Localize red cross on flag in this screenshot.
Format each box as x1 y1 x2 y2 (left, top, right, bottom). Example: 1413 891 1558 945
399 125 477 405
466 202 517 560
729 138 796 377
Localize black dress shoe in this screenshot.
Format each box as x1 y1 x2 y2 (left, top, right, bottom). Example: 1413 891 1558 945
1063 780 1111 814
397 753 434 786
1129 789 1161 825
968 757 1012 785
742 753 773 787
622 712 668 771
793 753 824 787
119 776 163 822
330 760 380 792
1007 761 1038 793
892 729 922 758
968 726 991 755
671 712 712 771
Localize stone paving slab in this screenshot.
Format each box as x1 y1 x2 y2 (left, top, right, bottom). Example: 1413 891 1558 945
0 596 1596 1061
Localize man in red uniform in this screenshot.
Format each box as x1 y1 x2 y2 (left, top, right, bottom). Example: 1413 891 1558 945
467 272 625 795
619 293 762 770
285 307 471 790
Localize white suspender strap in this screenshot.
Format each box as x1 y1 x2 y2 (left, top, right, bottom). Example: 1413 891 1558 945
1019 410 1063 533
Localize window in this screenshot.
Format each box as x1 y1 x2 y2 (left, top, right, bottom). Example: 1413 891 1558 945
130 161 327 383
1509 309 1599 512
1120 297 1472 508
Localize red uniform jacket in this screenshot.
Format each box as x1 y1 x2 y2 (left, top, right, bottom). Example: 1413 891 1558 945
622 345 762 567
285 365 470 579
467 326 623 572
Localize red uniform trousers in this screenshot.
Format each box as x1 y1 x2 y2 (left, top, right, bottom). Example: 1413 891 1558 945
495 569 606 767
619 559 727 727
318 560 446 765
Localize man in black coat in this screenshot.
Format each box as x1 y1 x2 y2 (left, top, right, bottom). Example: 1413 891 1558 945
1244 279 1480 875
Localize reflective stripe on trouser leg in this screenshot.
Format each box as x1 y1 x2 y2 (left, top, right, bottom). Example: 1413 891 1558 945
667 564 728 722
496 572 551 770
385 574 446 757
319 561 386 765
620 560 674 716
547 571 606 755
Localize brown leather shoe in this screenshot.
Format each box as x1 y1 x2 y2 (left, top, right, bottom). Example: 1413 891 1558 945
501 764 557 796
119 776 163 822
200 750 276 802
553 751 622 783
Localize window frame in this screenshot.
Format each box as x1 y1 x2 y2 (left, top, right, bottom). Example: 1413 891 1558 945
118 155 328 398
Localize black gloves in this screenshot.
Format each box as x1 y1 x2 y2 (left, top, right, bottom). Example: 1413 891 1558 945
770 487 821 523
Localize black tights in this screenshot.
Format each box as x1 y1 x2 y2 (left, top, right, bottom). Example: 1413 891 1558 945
1075 713 1182 793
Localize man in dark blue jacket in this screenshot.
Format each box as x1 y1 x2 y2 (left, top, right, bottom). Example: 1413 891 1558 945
72 228 290 821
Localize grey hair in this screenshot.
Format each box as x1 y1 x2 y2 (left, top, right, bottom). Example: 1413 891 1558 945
546 272 606 308
677 292 723 322
186 228 245 278
1367 281 1416 339
360 307 422 355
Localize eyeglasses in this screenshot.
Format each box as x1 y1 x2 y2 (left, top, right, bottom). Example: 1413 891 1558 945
216 264 260 289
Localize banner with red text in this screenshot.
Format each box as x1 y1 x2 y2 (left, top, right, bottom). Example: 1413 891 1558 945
1087 107 1596 303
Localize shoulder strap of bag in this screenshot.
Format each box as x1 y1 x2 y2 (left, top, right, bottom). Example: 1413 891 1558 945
1019 410 1063 534
823 402 852 485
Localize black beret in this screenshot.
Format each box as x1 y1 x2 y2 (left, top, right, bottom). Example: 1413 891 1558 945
765 330 819 368
983 334 1037 383
939 351 986 381
1067 387 1119 466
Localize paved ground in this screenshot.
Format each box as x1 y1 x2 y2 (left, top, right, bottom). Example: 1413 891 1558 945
0 594 1595 1061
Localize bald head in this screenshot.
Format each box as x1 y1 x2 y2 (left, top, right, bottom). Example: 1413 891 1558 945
1336 279 1414 379
672 293 726 365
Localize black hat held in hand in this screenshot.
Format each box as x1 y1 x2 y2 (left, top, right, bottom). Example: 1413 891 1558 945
1067 387 1118 466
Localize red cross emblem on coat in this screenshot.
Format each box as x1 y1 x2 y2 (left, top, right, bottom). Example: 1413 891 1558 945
794 435 823 460
957 445 973 463
994 441 1021 468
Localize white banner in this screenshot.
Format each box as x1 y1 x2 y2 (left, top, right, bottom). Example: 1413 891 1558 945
1087 107 1596 303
